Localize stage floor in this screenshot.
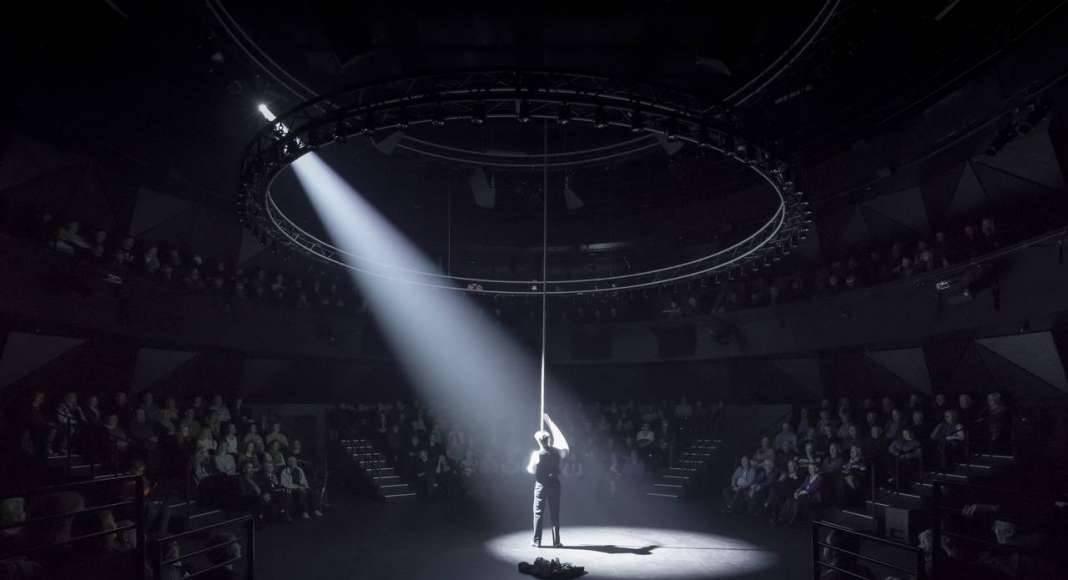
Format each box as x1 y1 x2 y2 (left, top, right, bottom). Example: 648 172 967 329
254 486 812 580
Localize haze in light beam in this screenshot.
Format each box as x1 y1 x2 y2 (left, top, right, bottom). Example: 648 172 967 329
289 153 542 440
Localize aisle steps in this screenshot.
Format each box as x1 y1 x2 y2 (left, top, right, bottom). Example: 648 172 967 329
341 439 417 502
645 438 721 500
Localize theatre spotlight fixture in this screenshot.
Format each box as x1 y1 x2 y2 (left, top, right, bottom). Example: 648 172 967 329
257 103 276 121
360 111 376 136
556 103 572 125
629 106 646 133
594 105 609 129
470 102 486 125
665 117 680 141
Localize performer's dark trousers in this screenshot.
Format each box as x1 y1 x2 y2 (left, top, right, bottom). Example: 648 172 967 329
532 480 561 545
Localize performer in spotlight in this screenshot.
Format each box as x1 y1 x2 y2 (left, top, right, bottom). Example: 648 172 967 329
527 413 569 548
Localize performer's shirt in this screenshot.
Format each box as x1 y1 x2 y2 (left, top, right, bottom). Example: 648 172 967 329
535 448 561 484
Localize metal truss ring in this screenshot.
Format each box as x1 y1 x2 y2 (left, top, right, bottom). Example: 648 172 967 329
238 70 812 295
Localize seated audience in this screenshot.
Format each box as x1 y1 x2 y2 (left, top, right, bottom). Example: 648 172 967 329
280 456 320 519
777 463 823 525
723 455 759 513
773 422 798 455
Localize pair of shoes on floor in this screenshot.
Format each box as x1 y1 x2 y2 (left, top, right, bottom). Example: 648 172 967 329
302 512 311 519
313 510 324 517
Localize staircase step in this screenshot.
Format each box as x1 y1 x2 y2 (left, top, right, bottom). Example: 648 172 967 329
647 492 680 499
824 508 877 533
925 470 969 482
876 489 926 509
663 475 690 480
48 453 82 462
950 464 995 478
653 483 684 488
382 492 417 502
373 475 401 483
973 453 1014 463
188 508 223 521
910 480 937 497
68 463 104 472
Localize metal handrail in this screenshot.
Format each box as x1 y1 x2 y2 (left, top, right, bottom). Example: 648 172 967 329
151 514 254 580
155 514 252 542
0 474 145 580
1 473 138 500
812 520 925 580
813 540 916 575
2 522 139 559
814 560 881 580
813 520 923 551
184 555 244 579
0 499 134 531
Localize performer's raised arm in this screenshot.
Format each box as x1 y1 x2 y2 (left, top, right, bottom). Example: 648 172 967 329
544 414 569 459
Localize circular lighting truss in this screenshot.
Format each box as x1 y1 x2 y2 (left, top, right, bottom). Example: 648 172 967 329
237 70 813 295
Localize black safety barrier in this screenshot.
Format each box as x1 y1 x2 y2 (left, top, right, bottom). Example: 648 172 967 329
149 514 254 580
0 474 146 580
812 520 925 580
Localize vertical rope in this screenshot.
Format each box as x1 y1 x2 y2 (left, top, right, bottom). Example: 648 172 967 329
539 120 549 431
446 180 452 275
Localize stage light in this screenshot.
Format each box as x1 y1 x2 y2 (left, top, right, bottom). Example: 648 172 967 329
360 111 376 136
594 105 608 129
629 106 645 133
431 104 446 127
485 527 776 579
470 102 486 125
556 103 572 125
697 124 713 148
1015 100 1048 135
665 116 679 141
333 122 349 143
517 99 531 124
733 138 749 162
257 103 276 121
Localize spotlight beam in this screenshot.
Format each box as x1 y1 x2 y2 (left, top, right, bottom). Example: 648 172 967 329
289 153 542 436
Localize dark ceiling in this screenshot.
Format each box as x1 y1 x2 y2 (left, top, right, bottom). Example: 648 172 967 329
12 0 1066 215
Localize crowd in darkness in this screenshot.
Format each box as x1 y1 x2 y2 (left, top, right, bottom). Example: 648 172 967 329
721 391 1013 526
0 390 325 579
332 397 724 501
0 196 1052 329
718 391 1068 580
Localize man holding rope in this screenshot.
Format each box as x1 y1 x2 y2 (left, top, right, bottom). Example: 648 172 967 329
527 413 569 548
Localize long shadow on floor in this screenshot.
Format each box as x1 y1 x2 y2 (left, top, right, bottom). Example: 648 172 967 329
553 544 659 555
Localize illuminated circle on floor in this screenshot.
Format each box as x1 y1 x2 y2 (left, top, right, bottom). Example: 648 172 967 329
238 71 812 295
483 526 778 579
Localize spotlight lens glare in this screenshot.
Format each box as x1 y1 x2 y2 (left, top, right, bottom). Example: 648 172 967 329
257 103 276 122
